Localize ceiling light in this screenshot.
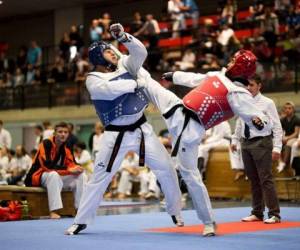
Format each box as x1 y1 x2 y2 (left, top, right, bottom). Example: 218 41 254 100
0 1 3 5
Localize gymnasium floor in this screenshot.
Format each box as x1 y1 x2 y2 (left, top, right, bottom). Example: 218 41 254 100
1 199 300 250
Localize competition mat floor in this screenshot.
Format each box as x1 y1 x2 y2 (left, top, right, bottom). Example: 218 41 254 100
1 200 300 250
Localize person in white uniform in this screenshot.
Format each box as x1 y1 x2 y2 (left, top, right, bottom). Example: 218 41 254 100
65 23 183 235
137 49 271 236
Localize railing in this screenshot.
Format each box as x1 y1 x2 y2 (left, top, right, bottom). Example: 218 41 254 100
0 81 91 111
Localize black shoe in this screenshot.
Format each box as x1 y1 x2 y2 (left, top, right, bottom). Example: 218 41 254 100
65 224 87 235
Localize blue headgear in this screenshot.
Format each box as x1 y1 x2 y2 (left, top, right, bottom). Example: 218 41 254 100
88 41 112 67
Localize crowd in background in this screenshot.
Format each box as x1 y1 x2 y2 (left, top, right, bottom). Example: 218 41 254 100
0 0 300 94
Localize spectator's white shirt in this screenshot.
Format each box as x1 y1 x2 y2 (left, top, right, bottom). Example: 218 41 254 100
120 153 139 170
0 128 12 149
231 92 283 153
75 150 92 165
217 28 234 46
15 154 32 172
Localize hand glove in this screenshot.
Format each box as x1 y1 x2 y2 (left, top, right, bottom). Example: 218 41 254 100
162 72 174 82
251 117 265 131
109 23 128 42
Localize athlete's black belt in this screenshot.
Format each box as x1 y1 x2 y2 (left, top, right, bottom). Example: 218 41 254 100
105 115 147 172
163 104 200 157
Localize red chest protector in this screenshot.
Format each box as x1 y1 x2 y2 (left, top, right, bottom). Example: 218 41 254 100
183 75 234 130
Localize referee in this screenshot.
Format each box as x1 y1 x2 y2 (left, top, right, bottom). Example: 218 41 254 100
231 74 283 224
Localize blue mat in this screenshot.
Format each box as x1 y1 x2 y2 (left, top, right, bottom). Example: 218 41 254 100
1 207 300 250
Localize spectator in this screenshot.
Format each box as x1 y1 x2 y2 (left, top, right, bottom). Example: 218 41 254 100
59 32 71 62
249 0 264 20
285 5 300 33
0 51 15 75
134 14 160 50
24 122 84 219
98 13 112 41
33 125 43 150
220 0 236 25
182 0 200 29
74 142 93 182
130 12 144 34
0 148 17 185
201 53 221 70
277 101 300 172
231 75 282 224
16 46 27 74
198 121 231 176
0 120 12 149
14 68 25 86
25 64 35 85
42 121 54 139
167 0 186 37
69 25 84 53
256 5 279 48
290 132 300 175
173 48 196 70
66 123 79 152
26 41 42 67
48 56 68 83
90 121 104 159
7 145 31 185
90 19 103 43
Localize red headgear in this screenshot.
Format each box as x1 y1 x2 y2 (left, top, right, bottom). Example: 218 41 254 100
226 50 257 79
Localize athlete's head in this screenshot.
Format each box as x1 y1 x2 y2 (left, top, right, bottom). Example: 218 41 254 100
88 41 119 69
226 49 257 79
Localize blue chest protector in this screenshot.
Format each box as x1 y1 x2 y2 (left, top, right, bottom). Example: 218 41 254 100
92 72 149 126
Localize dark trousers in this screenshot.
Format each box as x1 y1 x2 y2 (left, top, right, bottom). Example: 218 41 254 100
241 136 280 219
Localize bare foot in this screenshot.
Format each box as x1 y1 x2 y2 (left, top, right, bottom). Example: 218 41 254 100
50 211 61 219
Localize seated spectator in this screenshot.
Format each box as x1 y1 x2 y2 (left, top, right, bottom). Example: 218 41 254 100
66 123 79 152
200 53 221 70
285 5 300 33
217 22 239 50
198 121 231 176
277 102 300 172
290 132 300 175
26 41 42 67
24 122 84 219
25 64 35 85
48 56 68 83
74 142 93 182
173 48 196 70
14 68 25 86
249 0 265 20
0 148 17 185
89 121 104 160
42 121 54 139
7 145 31 185
0 120 12 149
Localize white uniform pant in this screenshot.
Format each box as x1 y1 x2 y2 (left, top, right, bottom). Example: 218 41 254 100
117 170 149 195
74 123 182 225
41 171 84 212
166 108 214 225
290 139 300 166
